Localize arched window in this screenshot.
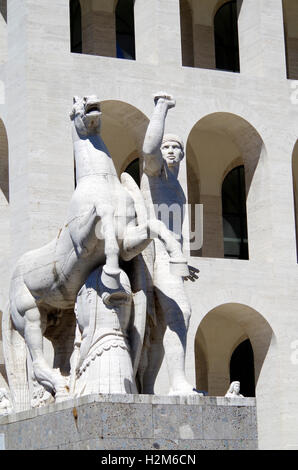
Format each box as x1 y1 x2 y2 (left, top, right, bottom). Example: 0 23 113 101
230 339 255 397
222 165 248 259
125 158 140 187
214 1 240 72
116 0 136 60
70 0 82 54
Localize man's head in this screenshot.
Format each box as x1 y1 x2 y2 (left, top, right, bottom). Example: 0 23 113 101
161 134 184 167
70 95 102 136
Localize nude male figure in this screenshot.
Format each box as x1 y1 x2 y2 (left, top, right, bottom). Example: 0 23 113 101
139 92 198 395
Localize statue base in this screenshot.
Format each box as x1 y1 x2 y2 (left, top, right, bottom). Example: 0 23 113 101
0 394 257 450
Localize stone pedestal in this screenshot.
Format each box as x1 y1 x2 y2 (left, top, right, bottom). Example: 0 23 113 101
0 394 257 450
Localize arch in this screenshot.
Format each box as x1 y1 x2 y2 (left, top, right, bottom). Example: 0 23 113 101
99 100 148 176
282 0 298 79
179 0 241 70
222 165 248 259
214 0 240 72
70 0 135 60
194 302 275 397
186 111 267 260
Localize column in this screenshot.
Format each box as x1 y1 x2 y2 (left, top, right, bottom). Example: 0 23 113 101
81 0 117 57
238 0 287 79
134 0 182 66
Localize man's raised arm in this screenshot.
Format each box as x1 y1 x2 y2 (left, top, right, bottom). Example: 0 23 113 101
142 92 176 176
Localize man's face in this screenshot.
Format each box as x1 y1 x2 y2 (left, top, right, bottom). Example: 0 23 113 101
234 383 240 394
161 140 183 167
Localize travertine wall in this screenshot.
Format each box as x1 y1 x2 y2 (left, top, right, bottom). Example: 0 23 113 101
0 0 297 450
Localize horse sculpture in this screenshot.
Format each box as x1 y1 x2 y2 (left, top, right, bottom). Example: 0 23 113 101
6 96 189 405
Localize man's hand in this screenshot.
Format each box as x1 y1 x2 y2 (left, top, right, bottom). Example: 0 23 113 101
153 92 176 109
183 265 200 282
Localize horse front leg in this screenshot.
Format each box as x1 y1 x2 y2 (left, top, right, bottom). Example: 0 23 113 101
96 205 122 293
121 219 189 277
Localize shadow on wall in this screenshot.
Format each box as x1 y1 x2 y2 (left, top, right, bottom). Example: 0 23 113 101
100 100 148 178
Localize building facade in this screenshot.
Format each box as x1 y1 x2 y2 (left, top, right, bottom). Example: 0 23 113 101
0 0 297 450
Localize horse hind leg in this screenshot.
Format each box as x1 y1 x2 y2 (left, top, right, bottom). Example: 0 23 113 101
23 304 69 401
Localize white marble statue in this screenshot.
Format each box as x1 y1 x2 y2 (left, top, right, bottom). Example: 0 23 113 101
4 95 189 408
225 381 244 398
137 92 199 396
70 266 138 396
0 388 13 415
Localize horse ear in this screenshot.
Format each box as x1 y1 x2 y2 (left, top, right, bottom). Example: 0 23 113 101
73 96 80 104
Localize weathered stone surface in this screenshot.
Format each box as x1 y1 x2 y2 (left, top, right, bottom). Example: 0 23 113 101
0 395 257 450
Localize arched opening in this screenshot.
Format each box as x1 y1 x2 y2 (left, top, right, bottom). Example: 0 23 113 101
179 0 240 71
222 165 248 259
195 303 274 397
282 0 298 79
69 0 135 60
230 338 255 397
186 112 265 260
69 0 82 53
116 0 136 60
214 0 240 72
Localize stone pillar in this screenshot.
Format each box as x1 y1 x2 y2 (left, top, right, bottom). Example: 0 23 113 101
180 0 194 67
192 0 216 70
134 0 182 66
80 0 117 57
6 0 73 261
238 0 287 78
193 24 215 70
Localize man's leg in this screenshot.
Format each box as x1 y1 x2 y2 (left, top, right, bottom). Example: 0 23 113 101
139 317 165 394
154 266 195 395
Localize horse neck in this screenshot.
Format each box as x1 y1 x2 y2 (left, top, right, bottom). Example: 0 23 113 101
72 127 118 181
